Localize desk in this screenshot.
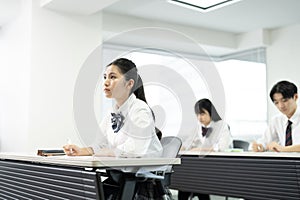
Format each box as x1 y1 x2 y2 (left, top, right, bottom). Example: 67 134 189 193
170 151 300 200
0 153 180 200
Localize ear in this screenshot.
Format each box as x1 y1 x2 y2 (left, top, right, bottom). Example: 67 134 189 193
294 93 298 101
127 79 134 90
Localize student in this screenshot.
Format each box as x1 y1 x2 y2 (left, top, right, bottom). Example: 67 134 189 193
63 58 162 157
253 80 300 152
178 98 232 200
63 58 163 198
182 98 232 152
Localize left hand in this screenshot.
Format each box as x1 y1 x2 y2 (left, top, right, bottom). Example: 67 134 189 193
267 142 283 152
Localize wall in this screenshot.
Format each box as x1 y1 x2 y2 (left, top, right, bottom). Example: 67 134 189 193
27 1 103 152
0 0 103 152
267 24 300 120
0 0 31 152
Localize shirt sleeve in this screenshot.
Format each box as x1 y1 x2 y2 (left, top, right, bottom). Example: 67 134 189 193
258 116 280 147
216 123 233 151
90 115 109 153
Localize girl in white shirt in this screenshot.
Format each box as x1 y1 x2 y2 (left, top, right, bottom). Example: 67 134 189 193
184 98 232 152
179 98 232 200
63 58 162 157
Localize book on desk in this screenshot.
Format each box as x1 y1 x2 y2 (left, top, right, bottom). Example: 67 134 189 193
37 149 65 156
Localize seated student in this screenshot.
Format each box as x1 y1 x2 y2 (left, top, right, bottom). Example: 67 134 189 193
178 98 233 200
182 98 233 152
253 80 300 152
63 58 163 199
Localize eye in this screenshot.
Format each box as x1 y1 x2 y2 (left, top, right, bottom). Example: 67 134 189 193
103 74 107 79
110 75 116 79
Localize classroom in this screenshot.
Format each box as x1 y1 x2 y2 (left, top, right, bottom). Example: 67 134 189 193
1 0 300 199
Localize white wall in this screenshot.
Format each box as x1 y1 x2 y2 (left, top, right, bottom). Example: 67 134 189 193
267 24 300 120
0 0 31 152
0 0 103 152
27 1 103 152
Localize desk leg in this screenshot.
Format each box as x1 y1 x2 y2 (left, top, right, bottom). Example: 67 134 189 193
96 173 105 200
119 178 137 200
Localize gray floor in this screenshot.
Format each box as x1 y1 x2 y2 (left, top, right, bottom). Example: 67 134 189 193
171 190 243 200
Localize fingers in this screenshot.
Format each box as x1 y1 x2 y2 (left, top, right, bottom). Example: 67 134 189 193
252 142 264 152
63 144 77 156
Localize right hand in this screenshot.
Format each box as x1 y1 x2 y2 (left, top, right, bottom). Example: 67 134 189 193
63 144 81 156
252 141 264 152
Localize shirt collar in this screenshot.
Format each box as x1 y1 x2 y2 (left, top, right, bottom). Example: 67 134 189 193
285 106 300 124
113 93 136 117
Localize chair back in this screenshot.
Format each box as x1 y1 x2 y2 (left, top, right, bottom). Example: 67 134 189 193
135 136 182 179
161 136 182 158
233 139 249 151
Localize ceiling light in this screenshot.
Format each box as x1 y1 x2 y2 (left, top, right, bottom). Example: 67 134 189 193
167 0 242 12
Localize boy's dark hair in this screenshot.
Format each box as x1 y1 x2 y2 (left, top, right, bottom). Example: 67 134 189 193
194 98 222 122
269 80 298 102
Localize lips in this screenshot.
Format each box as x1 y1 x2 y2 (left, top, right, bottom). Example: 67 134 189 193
104 88 110 93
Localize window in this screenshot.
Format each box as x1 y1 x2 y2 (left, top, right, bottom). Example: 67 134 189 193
101 45 267 142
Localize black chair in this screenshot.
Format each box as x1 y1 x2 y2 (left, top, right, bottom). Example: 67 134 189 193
233 139 250 151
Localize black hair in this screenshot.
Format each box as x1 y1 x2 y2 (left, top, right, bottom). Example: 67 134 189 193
107 58 145 102
194 98 222 122
269 80 298 102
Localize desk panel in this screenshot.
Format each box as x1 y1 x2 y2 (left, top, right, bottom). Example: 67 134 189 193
0 153 180 199
0 159 103 200
171 154 300 200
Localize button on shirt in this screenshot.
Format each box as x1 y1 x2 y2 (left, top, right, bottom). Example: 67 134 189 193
259 107 300 147
91 94 163 158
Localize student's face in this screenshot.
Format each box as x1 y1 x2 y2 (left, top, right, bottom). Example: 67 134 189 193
103 65 133 102
196 109 212 126
273 93 298 118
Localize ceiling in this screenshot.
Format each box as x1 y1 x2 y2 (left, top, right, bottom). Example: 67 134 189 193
1 0 300 34
103 0 300 33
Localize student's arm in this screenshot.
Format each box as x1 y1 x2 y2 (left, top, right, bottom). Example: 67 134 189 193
268 142 300 152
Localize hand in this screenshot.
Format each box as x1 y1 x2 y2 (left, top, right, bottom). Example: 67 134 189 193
252 141 264 152
63 144 81 156
267 142 283 152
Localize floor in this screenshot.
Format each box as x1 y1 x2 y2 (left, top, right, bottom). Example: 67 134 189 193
170 190 244 200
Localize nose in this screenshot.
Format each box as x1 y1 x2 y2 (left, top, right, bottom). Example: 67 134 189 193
278 101 285 110
104 78 109 86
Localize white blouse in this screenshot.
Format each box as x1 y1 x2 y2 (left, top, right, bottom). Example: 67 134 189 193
187 120 233 151
91 94 163 158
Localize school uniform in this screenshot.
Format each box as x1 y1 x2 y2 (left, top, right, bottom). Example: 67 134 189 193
186 120 233 151
259 106 300 147
91 93 163 160
90 94 163 199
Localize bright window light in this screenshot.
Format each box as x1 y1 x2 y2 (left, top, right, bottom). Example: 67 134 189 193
167 0 242 12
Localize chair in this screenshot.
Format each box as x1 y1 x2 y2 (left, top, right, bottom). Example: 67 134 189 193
233 139 250 151
134 136 182 199
136 136 182 180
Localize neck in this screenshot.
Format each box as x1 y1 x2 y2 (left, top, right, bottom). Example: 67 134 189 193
287 106 297 119
115 94 131 108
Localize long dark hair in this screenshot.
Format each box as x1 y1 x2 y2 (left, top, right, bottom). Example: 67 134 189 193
194 98 222 122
